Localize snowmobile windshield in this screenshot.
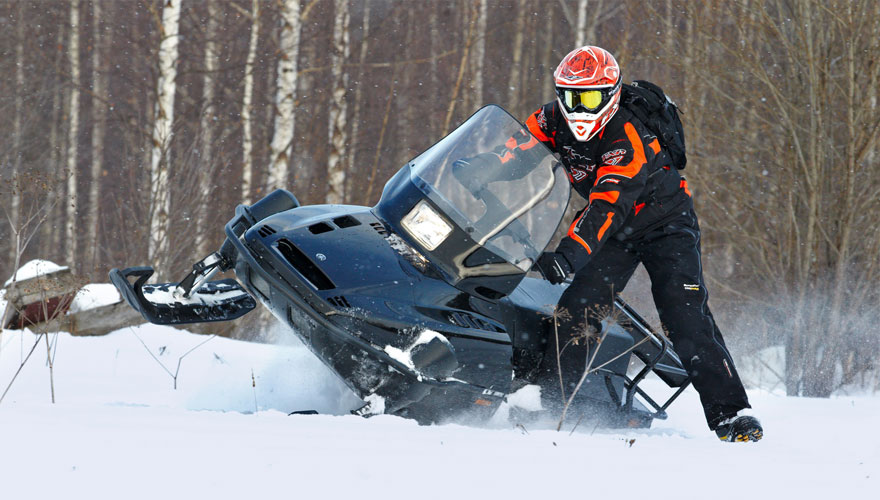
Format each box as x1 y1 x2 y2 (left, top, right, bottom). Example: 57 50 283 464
408 106 570 271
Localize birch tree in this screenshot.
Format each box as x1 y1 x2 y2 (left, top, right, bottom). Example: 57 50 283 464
346 0 370 199
507 0 527 115
46 25 66 258
241 0 260 205
9 1 25 265
148 0 182 267
567 0 605 48
87 0 107 269
575 0 588 46
471 0 488 107
680 0 880 396
265 0 302 192
65 0 81 267
196 0 219 256
325 0 350 204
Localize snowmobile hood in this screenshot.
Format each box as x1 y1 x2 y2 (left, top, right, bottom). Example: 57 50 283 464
375 105 570 300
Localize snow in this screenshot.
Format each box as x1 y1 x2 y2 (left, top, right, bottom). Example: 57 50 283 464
0 295 878 498
505 383 544 412
3 259 68 286
383 329 451 376
68 283 121 313
142 282 247 305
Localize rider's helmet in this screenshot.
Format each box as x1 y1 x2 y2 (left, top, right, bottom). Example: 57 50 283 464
553 46 622 142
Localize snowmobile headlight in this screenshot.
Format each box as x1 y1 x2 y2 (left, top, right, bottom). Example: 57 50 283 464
401 200 453 251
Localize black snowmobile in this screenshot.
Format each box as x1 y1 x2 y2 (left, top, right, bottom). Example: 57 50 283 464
111 105 690 427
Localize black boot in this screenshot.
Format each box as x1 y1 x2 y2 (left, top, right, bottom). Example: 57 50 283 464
714 413 763 442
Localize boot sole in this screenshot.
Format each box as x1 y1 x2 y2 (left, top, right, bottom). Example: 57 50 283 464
719 428 763 442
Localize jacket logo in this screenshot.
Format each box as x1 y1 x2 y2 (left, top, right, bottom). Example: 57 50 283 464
537 108 547 129
602 148 626 165
570 166 589 182
684 283 700 291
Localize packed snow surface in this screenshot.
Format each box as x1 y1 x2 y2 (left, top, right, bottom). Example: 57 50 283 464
1 323 877 499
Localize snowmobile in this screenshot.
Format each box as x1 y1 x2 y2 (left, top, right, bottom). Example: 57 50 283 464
111 105 690 428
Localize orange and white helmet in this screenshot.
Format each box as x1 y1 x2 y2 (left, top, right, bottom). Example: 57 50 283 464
553 46 622 142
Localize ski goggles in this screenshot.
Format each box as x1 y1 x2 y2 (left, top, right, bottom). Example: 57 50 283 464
556 83 619 113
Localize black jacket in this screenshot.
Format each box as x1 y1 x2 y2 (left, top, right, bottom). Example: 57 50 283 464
523 100 693 271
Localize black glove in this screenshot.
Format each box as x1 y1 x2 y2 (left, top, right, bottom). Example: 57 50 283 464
452 153 501 191
535 252 572 285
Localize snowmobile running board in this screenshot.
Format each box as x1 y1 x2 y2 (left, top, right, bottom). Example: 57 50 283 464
109 266 256 325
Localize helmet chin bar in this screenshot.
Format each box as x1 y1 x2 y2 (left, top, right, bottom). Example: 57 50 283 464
557 95 619 142
568 119 599 141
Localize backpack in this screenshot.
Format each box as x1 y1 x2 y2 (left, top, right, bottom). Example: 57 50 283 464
621 80 687 170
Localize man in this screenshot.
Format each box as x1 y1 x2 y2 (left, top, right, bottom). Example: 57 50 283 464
525 46 761 442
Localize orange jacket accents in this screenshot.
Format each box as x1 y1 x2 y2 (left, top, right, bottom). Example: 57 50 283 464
589 190 620 205
502 129 542 163
597 212 615 241
525 113 555 148
649 138 660 154
680 178 692 197
633 202 645 216
567 212 593 254
518 135 539 150
594 122 647 183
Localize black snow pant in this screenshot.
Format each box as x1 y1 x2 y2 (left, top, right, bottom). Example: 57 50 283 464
545 208 751 429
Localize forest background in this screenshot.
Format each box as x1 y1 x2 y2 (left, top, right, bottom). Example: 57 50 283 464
1 0 879 398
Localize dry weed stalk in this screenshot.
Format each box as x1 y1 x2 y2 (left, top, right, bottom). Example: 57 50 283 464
0 272 86 405
554 302 651 432
130 328 216 389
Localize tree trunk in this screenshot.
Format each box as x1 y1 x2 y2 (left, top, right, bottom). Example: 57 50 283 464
471 0 487 107
9 1 25 266
542 6 555 99
148 0 182 270
87 0 107 271
575 0 588 46
326 0 350 204
47 25 67 260
196 0 219 256
507 0 527 115
241 0 260 205
443 3 478 134
345 0 370 201
428 1 442 136
265 0 302 192
65 0 81 268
